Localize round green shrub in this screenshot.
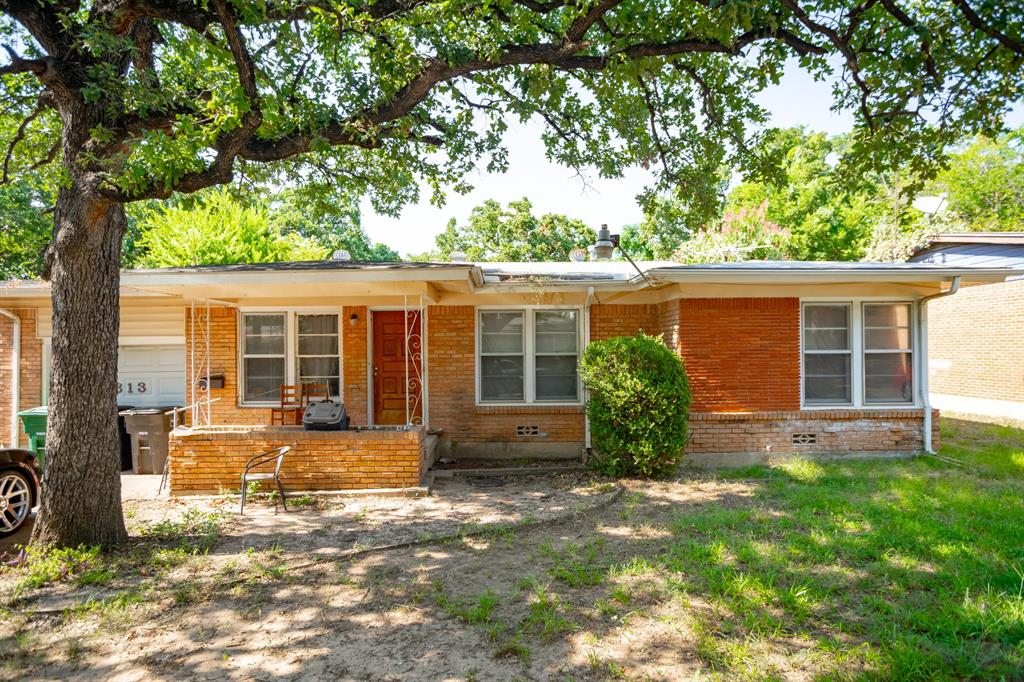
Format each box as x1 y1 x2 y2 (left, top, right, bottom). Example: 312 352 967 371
579 333 691 477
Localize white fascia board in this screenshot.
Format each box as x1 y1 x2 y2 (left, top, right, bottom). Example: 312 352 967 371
120 266 480 287
645 266 1024 284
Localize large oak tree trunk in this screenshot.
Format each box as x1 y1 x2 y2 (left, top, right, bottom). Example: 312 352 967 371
30 178 127 547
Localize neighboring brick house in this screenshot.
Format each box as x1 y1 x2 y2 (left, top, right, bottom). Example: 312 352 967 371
910 233 1024 423
1 257 1018 491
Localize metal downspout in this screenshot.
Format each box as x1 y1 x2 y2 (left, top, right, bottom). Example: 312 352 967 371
582 287 595 458
919 276 961 454
0 308 20 447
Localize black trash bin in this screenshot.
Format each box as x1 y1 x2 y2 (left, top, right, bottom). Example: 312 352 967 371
117 405 135 472
120 407 178 475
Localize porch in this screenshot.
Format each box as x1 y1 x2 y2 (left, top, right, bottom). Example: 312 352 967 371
168 424 437 496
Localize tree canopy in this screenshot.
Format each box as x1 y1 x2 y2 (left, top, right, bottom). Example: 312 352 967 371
134 188 326 267
929 130 1024 232
421 198 594 262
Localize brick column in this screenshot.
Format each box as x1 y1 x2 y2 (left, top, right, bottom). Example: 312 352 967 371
343 306 368 424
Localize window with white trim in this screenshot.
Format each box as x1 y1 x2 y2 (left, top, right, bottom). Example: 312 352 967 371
242 313 287 403
801 301 915 407
802 304 852 405
863 303 913 404
241 311 341 404
478 308 580 404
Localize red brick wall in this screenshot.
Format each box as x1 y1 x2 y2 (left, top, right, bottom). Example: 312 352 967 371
185 306 273 425
343 306 368 424
687 409 939 455
169 426 424 494
676 298 801 412
927 280 1024 404
590 303 659 340
427 305 585 445
0 309 43 447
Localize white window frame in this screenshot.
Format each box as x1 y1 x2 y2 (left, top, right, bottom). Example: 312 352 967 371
800 298 919 410
238 308 343 406
475 305 584 406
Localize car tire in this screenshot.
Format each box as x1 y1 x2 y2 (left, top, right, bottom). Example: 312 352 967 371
0 469 33 538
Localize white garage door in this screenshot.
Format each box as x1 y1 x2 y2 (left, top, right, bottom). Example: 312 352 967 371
117 346 186 408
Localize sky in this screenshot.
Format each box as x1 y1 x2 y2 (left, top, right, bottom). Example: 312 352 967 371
359 66 1013 257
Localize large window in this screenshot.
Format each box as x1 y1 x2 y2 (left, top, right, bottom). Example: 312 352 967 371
241 312 341 404
802 304 852 404
478 308 580 404
863 303 913 404
801 301 914 407
242 314 287 403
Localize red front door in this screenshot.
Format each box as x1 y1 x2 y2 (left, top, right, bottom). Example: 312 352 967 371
372 311 423 425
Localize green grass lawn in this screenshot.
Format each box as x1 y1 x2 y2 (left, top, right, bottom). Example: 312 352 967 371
654 419 1024 678
418 418 1024 679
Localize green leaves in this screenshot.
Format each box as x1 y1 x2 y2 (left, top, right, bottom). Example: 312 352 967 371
419 197 595 262
579 333 691 478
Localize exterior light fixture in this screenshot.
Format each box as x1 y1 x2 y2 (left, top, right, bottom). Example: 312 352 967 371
592 224 616 261
349 312 359 326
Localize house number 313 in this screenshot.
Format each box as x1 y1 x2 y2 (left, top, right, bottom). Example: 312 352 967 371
118 382 148 394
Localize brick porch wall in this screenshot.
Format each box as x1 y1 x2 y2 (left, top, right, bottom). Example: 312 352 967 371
0 309 43 447
342 306 368 424
687 409 939 455
927 279 1024 404
168 426 424 495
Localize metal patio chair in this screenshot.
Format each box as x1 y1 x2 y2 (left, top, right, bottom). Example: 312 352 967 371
240 445 290 515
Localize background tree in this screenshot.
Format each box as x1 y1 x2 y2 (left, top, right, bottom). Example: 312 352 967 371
928 130 1024 232
673 202 793 263
134 188 327 267
270 188 400 261
724 128 924 261
1 0 1022 548
422 198 594 261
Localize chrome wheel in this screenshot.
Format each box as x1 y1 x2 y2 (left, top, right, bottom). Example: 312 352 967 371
0 471 31 535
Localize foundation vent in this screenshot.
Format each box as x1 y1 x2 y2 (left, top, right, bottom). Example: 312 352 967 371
516 425 541 437
792 432 818 446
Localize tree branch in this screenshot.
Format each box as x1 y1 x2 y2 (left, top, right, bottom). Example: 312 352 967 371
951 0 1024 56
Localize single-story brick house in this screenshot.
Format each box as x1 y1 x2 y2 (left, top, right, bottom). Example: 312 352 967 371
909 232 1024 422
1 257 1018 493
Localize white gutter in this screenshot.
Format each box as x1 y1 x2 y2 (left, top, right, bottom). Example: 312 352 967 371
0 308 20 447
582 286 595 458
918 276 961 454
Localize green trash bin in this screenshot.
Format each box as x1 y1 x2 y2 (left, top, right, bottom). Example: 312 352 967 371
18 406 48 467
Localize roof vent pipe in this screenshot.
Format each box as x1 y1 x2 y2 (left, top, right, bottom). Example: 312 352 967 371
449 250 467 263
332 249 352 261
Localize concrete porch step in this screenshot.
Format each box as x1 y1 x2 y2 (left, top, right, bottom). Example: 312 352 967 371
431 463 588 479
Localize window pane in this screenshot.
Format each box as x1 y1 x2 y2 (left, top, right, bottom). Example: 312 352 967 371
298 314 338 334
864 304 912 351
481 356 524 401
804 305 849 329
865 303 910 327
244 357 285 402
535 310 579 353
481 312 524 353
299 357 340 378
244 314 285 355
804 354 851 403
298 335 339 355
804 329 850 351
865 328 912 350
536 355 578 401
803 305 849 351
865 353 914 403
536 311 577 334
